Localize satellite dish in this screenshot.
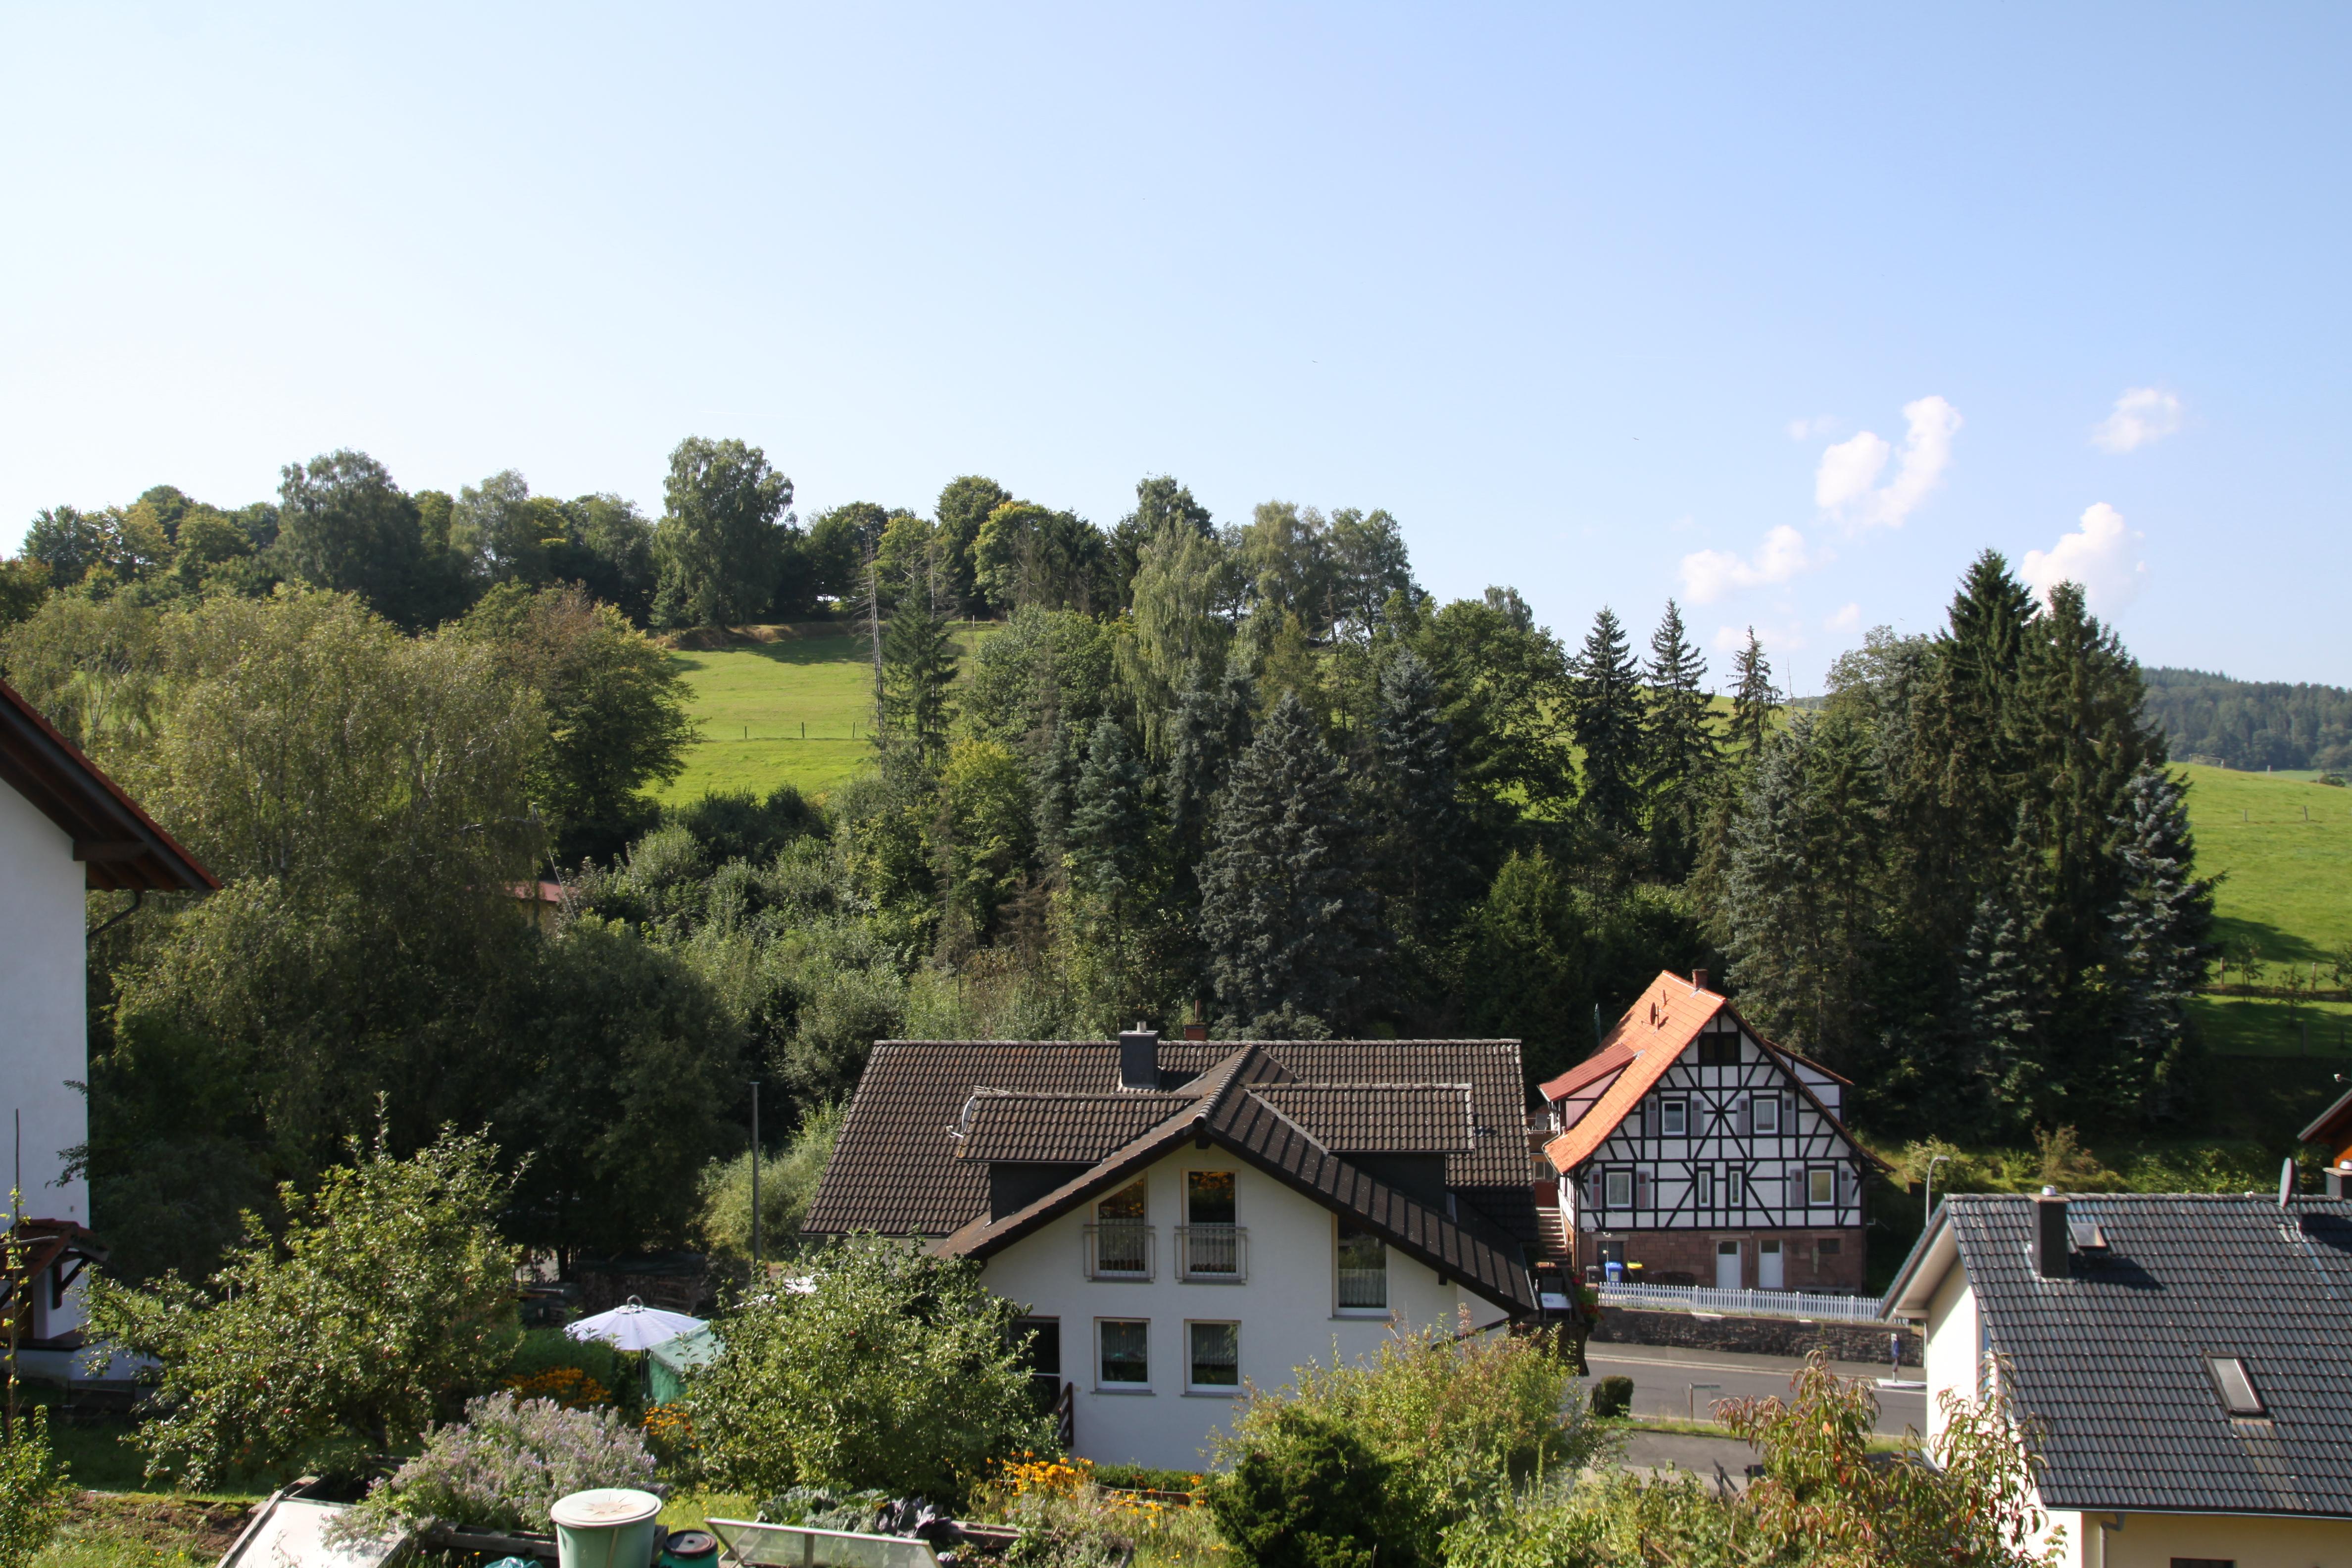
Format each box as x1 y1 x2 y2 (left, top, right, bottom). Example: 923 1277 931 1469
2280 1156 2297 1207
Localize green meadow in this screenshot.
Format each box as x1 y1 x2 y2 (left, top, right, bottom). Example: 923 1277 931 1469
2177 762 2352 1059
655 623 995 806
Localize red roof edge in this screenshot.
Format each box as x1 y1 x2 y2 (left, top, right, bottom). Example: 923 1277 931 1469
0 676 218 893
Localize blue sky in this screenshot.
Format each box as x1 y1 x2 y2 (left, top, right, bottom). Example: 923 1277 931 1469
4 4 2347 686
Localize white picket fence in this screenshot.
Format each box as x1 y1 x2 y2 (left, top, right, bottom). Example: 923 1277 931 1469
1597 1281 1885 1323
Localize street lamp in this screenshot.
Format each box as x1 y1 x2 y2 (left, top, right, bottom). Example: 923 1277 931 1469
1923 1155 1953 1223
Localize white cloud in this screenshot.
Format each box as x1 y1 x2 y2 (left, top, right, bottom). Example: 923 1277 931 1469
1814 395 1961 531
1786 415 1838 441
1826 602 1862 633
2020 502 2147 612
1679 525 1819 605
2092 387 2183 453
1713 620 1807 656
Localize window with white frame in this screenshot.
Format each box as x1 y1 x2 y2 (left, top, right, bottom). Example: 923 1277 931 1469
1188 1322 1239 1391
1098 1319 1150 1387
1695 1167 1714 1208
1603 1168 1633 1208
1807 1167 1834 1206
1723 1168 1745 1207
1751 1094 1781 1136
1660 1098 1688 1136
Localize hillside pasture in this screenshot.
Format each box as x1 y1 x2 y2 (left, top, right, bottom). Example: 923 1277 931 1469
656 622 995 806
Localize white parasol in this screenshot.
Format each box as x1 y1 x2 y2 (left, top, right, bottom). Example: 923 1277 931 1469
564 1296 706 1352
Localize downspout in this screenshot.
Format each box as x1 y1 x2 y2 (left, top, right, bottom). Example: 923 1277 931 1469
88 888 143 940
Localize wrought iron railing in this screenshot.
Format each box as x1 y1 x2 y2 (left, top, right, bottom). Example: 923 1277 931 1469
1176 1224 1247 1281
1084 1222 1154 1279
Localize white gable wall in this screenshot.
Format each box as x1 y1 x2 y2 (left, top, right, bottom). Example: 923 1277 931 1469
0 781 90 1335
976 1146 1487 1471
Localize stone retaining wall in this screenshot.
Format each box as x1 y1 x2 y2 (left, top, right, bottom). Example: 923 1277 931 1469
1592 1304 1921 1368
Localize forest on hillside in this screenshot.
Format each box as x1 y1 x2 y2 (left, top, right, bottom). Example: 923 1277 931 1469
2141 666 2352 773
0 438 2215 1280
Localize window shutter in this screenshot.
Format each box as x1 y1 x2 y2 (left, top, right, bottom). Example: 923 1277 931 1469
1738 1099 1752 1137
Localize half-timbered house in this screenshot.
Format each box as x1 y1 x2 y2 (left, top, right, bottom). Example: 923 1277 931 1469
1537 970 1880 1292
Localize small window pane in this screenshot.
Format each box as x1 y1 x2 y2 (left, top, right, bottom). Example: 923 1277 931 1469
1336 1224 1387 1309
1605 1169 1632 1208
2208 1357 2263 1417
1753 1096 1780 1135
1696 1169 1714 1208
1817 1237 1841 1255
1098 1178 1146 1221
1187 1170 1236 1224
1808 1168 1834 1206
1189 1322 1239 1388
1661 1100 1688 1136
1724 1169 1744 1207
1099 1320 1149 1385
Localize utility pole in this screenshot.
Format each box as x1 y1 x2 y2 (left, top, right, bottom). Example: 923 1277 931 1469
749 1081 763 1277
864 543 886 749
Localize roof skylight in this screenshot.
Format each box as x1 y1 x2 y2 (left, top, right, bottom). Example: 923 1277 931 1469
2207 1356 2265 1418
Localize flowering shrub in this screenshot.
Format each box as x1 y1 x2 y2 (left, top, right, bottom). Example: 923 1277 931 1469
347 1392 662 1535
0 1407 71 1568
504 1367 612 1410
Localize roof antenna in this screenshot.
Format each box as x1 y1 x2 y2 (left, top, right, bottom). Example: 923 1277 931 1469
2279 1156 2297 1207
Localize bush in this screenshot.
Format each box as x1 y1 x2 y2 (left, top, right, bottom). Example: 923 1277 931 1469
1211 1318 1608 1568
1205 1408 1388 1568
0 1408 72 1568
683 1234 1053 1506
505 1327 629 1406
1087 1463 1204 1494
84 1126 521 1488
1588 1376 1632 1418
347 1392 661 1534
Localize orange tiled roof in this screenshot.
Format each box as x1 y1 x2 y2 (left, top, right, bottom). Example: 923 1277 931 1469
1540 971 1724 1172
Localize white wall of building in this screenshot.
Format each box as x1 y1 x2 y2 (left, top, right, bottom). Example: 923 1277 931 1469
977 1147 1491 1471
1921 1260 1975 1448
0 783 90 1338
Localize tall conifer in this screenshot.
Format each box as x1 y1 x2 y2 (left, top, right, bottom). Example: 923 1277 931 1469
1373 647 1471 933
2104 763 2217 1115
1642 600 1717 875
1199 692 1381 1030
1571 607 1645 834
1728 629 1779 761
882 553 958 765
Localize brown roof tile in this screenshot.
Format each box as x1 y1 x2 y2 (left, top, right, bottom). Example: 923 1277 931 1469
953 1091 1197 1163
1248 1083 1472 1153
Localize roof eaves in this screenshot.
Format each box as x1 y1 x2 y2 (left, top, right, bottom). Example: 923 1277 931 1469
1879 1203 1959 1319
0 678 218 893
2299 1081 2352 1146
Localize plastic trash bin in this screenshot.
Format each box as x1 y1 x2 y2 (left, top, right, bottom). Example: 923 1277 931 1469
553 1490 664 1568
1604 1260 1623 1283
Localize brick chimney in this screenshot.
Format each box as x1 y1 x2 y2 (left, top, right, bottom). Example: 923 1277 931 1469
2032 1188 2070 1279
1692 969 1710 991
1119 1026 1160 1091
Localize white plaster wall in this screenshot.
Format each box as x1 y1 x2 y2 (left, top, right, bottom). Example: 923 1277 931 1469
1922 1262 1975 1448
978 1148 1490 1471
0 783 89 1335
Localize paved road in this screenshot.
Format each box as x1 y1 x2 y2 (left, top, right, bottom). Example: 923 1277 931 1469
1585 1343 1927 1438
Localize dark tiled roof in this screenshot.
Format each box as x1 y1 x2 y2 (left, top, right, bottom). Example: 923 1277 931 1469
1248 1083 1472 1152
806 1038 1539 1238
1918 1194 2352 1517
952 1091 1195 1163
928 1048 1537 1314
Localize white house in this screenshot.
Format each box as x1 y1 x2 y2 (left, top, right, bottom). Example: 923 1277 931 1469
1883 1190 2352 1567
0 677 214 1366
802 1030 1548 1470
1537 970 1877 1292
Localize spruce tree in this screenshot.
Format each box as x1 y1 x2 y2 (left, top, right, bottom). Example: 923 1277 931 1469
1728 628 1779 760
1069 718 1155 993
1373 647 1470 930
1199 692 1382 1031
1571 607 1646 835
882 554 958 765
2104 762 2218 1116
1642 600 1717 876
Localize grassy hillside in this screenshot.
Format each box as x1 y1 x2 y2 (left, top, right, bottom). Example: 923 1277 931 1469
2178 762 2352 1061
655 623 994 806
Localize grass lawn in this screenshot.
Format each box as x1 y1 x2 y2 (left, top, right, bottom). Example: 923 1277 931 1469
2179 762 2352 966
656 624 996 808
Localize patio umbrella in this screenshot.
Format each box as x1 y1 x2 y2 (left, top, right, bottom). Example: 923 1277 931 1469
565 1296 706 1352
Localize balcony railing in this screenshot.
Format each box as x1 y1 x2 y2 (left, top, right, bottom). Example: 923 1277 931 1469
1083 1222 1154 1279
1336 1265 1387 1309
1176 1224 1247 1281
